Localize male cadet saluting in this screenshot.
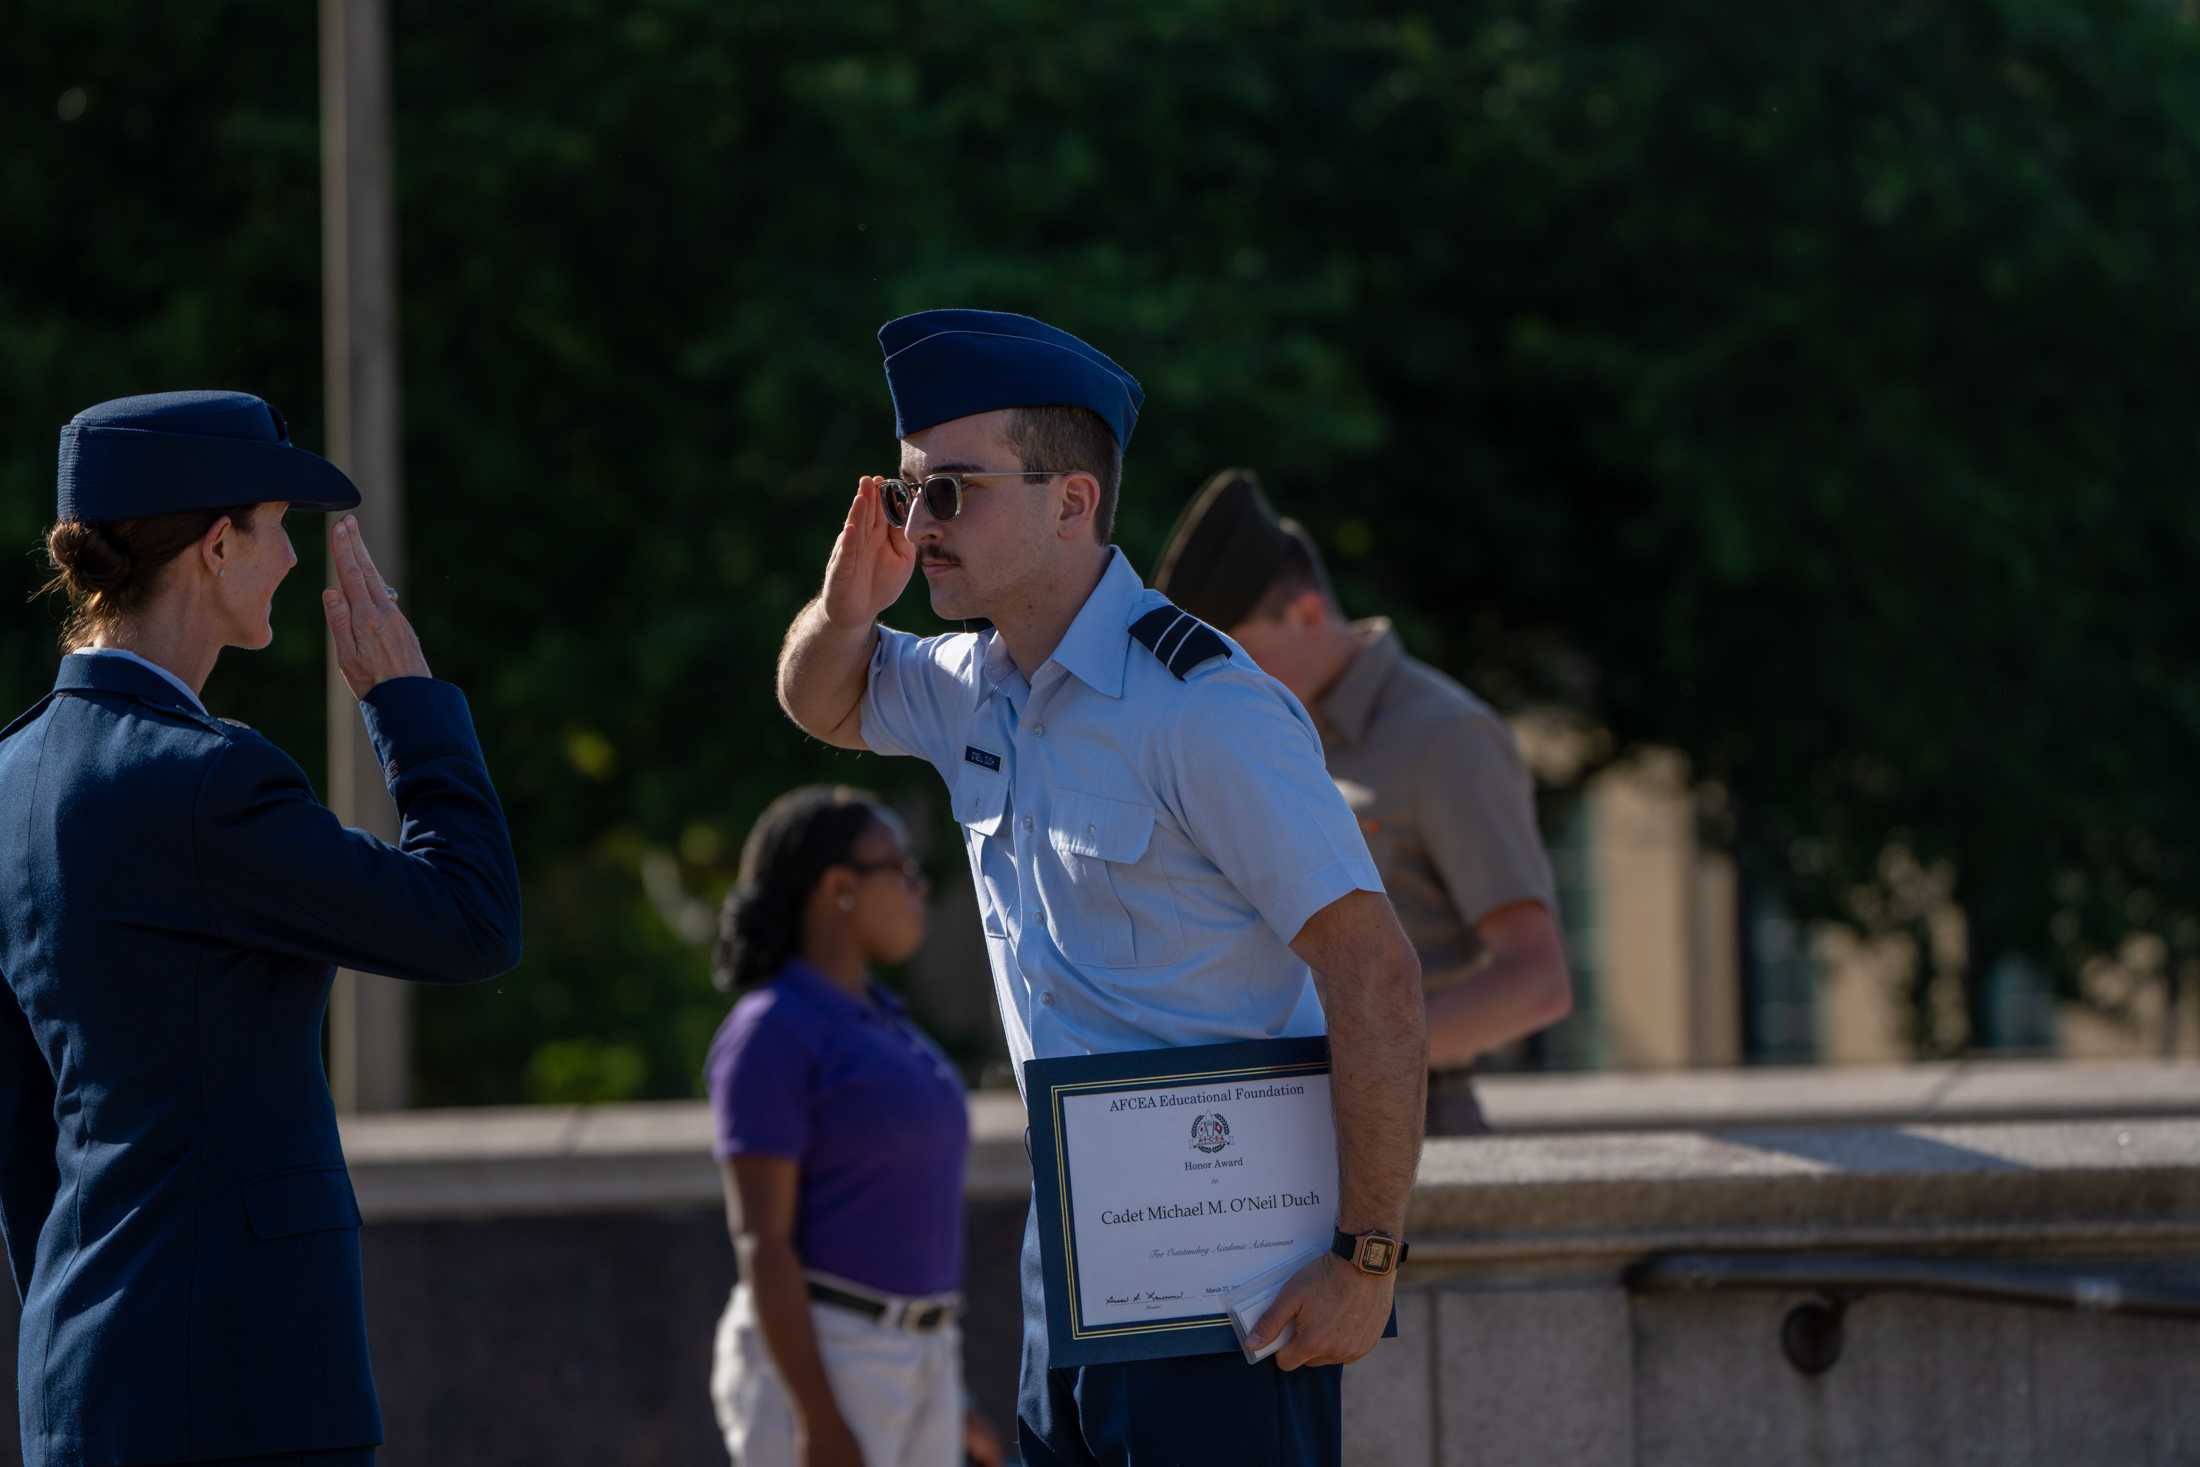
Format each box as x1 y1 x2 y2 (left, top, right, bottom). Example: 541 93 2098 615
1155 470 1573 1136
777 311 1426 1467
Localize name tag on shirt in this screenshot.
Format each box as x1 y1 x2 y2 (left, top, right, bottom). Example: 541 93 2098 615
965 746 1003 772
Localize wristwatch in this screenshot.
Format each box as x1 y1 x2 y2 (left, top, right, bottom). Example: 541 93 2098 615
1331 1228 1409 1277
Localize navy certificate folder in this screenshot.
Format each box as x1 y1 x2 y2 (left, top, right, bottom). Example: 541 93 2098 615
1024 1035 1400 1366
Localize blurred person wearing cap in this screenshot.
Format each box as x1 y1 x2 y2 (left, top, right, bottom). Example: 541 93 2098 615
1154 470 1572 1136
775 312 1426 1467
0 391 523 1467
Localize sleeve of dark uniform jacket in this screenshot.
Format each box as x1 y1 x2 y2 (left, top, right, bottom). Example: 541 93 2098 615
190 675 524 983
0 976 57 1301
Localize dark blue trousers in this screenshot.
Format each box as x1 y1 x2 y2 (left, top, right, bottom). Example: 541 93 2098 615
1016 1204 1341 1467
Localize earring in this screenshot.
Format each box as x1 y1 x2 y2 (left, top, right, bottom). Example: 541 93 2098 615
217 566 225 579
837 894 854 912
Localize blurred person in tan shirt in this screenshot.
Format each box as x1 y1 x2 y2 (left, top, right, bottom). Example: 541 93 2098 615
1155 470 1572 1134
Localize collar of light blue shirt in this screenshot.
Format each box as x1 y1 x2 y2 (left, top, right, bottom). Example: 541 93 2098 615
68 646 209 716
974 546 1144 708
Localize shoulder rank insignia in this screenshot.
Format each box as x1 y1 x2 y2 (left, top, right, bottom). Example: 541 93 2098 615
1129 603 1230 681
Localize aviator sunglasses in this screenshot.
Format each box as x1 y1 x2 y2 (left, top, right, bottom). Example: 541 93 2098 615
879 469 1070 529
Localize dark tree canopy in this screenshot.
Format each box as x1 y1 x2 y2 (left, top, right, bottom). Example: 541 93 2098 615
5 0 2196 1098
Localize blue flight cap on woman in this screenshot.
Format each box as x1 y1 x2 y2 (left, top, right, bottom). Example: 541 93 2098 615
56 390 362 522
878 309 1145 449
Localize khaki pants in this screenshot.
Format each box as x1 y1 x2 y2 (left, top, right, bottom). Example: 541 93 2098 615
710 1282 963 1467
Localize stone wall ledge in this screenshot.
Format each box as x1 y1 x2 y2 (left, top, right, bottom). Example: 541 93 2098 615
339 1079 2200 1274
1472 1058 2200 1133
339 1058 2199 1185
1404 1119 2200 1270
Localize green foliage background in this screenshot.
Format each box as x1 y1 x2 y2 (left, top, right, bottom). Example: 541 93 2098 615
6 0 2198 1100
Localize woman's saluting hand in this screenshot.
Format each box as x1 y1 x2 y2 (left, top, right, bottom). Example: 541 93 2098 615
322 515 431 698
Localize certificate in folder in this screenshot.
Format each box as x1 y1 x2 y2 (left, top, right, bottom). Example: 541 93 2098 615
1024 1035 1397 1366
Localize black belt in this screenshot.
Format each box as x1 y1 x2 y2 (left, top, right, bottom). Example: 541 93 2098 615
806 1279 957 1333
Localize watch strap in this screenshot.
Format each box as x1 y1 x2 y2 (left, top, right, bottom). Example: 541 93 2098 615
1331 1228 1409 1273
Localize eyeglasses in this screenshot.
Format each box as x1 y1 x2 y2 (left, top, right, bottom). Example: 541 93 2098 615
879 470 1069 529
846 856 926 887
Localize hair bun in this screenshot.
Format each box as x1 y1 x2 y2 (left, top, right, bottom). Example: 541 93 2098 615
46 520 133 596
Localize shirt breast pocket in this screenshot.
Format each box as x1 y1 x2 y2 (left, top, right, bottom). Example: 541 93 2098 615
1040 789 1181 968
954 766 1008 837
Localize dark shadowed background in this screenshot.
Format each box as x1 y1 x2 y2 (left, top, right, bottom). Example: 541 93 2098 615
6 0 2199 1102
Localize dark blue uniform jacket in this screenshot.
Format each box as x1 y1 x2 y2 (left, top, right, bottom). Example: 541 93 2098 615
0 655 523 1467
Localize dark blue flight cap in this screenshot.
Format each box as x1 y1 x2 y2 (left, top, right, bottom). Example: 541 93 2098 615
56 390 362 523
878 309 1145 449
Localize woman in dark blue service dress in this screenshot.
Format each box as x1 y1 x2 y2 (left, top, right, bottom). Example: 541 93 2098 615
0 391 523 1467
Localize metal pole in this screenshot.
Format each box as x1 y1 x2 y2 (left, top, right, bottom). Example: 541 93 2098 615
321 0 411 1112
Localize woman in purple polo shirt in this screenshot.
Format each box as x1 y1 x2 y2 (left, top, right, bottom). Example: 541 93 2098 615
705 785 1002 1467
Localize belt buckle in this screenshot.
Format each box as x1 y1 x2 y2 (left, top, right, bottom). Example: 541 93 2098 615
908 1303 941 1332
878 1298 907 1330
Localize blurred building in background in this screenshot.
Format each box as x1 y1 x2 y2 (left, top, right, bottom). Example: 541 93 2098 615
905 735 2200 1087
1524 747 2200 1076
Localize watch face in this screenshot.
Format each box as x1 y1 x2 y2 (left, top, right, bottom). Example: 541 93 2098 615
1361 1238 1395 1273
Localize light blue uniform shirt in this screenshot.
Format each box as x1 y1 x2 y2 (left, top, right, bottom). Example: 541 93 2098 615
861 549 1382 1083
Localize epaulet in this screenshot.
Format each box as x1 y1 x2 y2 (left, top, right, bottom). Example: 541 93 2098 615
1128 602 1231 681
167 706 252 741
